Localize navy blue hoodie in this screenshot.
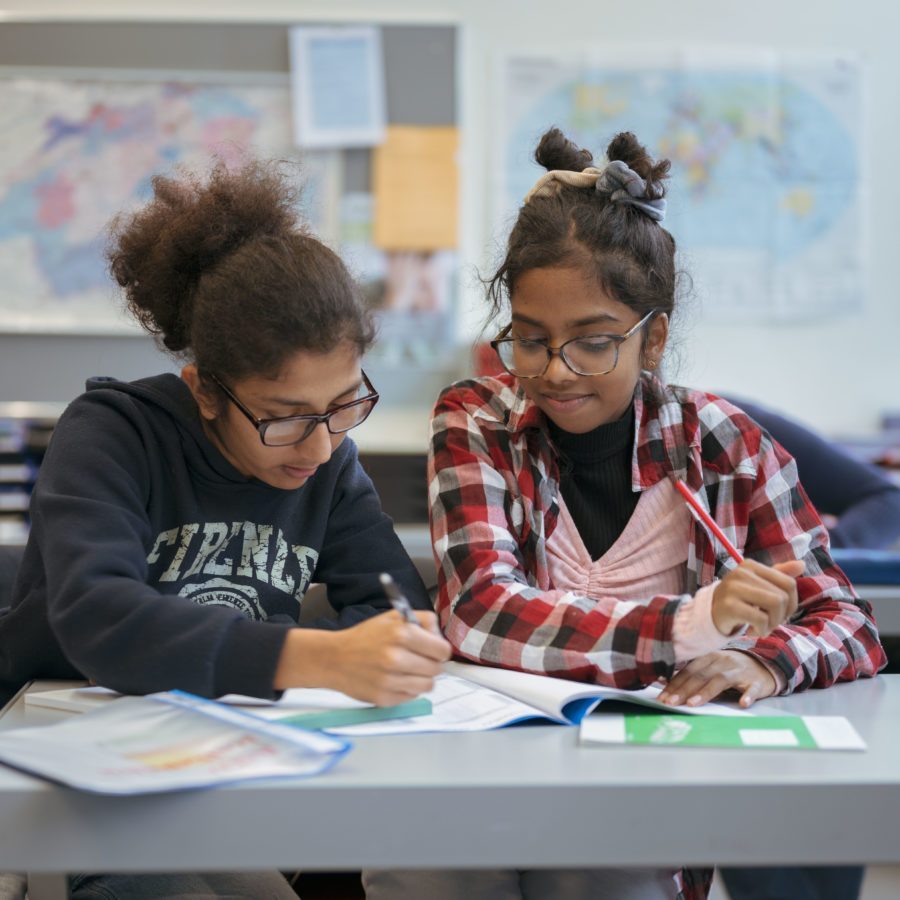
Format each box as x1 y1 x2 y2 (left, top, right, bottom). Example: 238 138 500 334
0 374 430 702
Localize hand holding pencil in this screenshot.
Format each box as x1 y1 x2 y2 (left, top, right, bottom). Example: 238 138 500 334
711 559 803 637
674 480 803 637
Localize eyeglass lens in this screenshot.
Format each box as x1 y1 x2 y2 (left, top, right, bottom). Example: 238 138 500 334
495 336 618 377
262 397 376 446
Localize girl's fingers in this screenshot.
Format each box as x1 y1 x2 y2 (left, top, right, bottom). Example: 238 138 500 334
381 647 446 677
736 575 792 628
684 672 731 707
660 666 713 705
390 674 437 696
729 599 773 636
741 561 800 619
404 624 453 661
739 686 761 708
376 674 436 703
742 558 797 590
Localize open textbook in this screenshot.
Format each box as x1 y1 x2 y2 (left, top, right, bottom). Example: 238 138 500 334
26 662 753 737
0 690 349 794
321 661 751 735
26 661 749 738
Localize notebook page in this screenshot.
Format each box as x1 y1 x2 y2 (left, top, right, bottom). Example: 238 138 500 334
444 661 750 720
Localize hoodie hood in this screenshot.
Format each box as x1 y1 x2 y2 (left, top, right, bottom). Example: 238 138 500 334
85 373 254 487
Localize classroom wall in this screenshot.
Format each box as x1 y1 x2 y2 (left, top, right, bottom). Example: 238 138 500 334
2 0 899 437
0 19 458 413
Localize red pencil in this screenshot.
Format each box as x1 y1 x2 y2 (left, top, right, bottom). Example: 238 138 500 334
674 479 744 565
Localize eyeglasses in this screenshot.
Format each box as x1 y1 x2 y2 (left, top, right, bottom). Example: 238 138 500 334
208 371 379 447
490 310 658 379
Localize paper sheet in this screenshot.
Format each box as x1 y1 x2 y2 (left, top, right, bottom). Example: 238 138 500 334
3 692 349 794
327 673 544 735
289 25 386 149
372 126 459 251
27 685 372 716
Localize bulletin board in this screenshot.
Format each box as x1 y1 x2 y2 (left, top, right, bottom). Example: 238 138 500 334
0 21 459 369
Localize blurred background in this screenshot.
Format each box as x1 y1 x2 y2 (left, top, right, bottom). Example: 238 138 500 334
2 1 899 417
1 4 900 898
0 0 898 536
0 0 900 549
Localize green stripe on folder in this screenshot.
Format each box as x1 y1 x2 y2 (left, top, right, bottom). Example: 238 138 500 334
624 714 818 748
275 697 432 731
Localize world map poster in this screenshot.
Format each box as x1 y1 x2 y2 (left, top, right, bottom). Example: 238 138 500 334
0 77 327 333
495 51 862 322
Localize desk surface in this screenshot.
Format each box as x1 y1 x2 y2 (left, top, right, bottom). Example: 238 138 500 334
1 677 899 874
860 585 900 635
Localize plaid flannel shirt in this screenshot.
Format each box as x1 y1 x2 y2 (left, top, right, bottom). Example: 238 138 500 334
428 372 886 693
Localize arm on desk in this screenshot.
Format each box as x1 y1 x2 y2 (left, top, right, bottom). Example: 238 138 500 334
724 434 887 693
732 399 900 551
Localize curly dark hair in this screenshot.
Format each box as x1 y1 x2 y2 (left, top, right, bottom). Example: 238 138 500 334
487 128 679 328
107 159 375 390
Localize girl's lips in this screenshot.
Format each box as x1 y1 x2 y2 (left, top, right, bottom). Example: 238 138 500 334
541 394 592 412
283 465 318 479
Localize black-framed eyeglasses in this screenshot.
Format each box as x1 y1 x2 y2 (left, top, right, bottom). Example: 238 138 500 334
490 309 658 378
208 371 379 447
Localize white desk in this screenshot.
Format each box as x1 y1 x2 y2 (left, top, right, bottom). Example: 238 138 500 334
862 585 900 636
2 677 900 900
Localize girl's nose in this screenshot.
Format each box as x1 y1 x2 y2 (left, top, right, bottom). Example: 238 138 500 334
300 422 334 466
542 350 578 384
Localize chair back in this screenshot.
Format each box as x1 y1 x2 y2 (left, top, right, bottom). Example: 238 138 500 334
0 545 24 612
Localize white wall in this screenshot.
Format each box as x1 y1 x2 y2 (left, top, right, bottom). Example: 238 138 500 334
3 0 899 435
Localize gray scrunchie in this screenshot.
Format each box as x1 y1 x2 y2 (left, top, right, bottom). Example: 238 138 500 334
524 160 666 223
595 159 667 223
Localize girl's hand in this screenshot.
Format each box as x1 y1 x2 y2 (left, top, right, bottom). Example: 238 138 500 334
821 513 839 530
711 559 804 637
322 610 451 707
658 649 778 709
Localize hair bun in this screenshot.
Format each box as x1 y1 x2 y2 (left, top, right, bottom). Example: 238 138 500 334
534 127 594 173
605 132 670 198
108 160 302 352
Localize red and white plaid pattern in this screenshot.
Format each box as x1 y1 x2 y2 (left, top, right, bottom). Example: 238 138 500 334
428 373 886 693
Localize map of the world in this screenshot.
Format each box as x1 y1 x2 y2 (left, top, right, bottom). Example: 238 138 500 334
0 78 303 332
497 54 861 321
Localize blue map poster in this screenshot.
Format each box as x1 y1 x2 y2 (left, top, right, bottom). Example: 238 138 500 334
495 51 862 322
0 76 321 333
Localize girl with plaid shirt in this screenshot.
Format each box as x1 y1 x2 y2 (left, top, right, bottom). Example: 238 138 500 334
365 130 885 900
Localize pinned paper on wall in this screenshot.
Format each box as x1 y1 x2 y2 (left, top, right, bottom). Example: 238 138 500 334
289 26 386 149
298 150 343 245
372 126 459 251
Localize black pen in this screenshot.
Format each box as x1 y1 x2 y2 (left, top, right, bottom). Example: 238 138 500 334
379 572 420 626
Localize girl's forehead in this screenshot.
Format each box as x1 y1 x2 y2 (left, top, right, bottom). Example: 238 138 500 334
510 266 628 324
236 342 362 404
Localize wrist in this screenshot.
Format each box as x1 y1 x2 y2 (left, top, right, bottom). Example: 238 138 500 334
724 649 780 697
711 584 748 637
746 653 782 696
710 583 732 636
273 628 340 691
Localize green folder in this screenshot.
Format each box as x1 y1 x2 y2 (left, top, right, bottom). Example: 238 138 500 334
581 713 865 751
274 697 432 731
627 714 819 748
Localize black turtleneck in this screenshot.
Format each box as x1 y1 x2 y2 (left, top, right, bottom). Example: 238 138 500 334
548 406 638 561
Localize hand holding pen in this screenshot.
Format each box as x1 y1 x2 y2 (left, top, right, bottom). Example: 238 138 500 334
379 572 448 641
379 572 421 625
675 480 804 637
658 481 806 710
315 574 450 707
